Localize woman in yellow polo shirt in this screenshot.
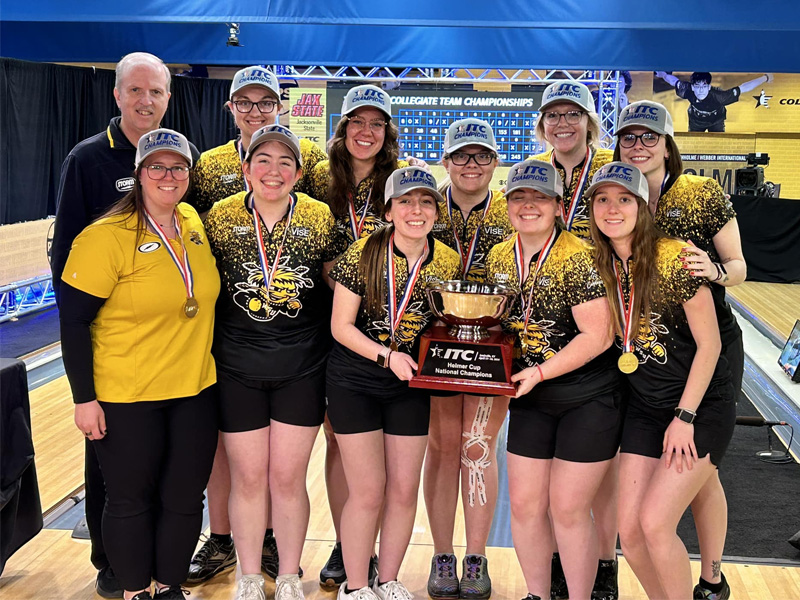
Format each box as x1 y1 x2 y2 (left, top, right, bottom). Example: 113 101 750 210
60 129 220 600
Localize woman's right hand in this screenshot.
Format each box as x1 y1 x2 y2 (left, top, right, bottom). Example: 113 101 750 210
389 351 418 381
75 400 107 440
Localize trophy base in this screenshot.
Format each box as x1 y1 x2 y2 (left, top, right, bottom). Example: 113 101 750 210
410 326 516 396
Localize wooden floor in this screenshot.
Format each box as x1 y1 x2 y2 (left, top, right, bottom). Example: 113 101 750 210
3 376 800 599
727 281 800 341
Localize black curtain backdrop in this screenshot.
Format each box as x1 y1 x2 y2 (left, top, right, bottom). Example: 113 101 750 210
0 58 236 225
730 195 800 284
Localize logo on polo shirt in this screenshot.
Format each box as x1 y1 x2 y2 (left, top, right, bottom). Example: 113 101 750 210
138 242 161 253
233 225 252 236
116 177 135 192
220 173 238 184
291 226 309 238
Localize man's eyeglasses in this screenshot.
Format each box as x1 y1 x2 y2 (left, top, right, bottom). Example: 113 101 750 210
618 132 662 148
448 151 496 166
144 165 191 180
232 99 278 114
542 110 586 126
346 117 387 132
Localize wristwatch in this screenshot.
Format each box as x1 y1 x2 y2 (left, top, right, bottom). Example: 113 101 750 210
376 348 392 368
674 407 697 424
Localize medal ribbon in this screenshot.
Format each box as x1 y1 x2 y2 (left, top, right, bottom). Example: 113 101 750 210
251 194 297 295
347 189 372 240
513 228 557 341
237 139 251 192
446 187 492 275
612 258 636 354
144 209 194 301
551 147 592 230
386 232 429 348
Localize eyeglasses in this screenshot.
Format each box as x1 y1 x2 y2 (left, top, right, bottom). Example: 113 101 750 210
346 116 387 132
144 165 190 180
618 132 662 148
542 110 585 125
448 151 496 166
232 99 278 114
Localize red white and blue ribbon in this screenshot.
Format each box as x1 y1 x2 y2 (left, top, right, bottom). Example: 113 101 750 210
237 138 251 192
251 194 297 294
144 209 194 301
612 258 636 354
446 187 492 276
551 147 592 230
347 189 372 240
386 232 429 348
513 228 557 339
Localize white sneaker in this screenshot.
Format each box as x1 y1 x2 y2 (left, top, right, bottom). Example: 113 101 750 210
337 582 380 600
234 574 266 600
275 574 304 600
373 579 414 600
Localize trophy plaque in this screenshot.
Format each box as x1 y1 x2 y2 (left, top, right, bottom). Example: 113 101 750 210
410 280 518 396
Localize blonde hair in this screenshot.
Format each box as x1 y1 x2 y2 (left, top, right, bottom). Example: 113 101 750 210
534 108 601 151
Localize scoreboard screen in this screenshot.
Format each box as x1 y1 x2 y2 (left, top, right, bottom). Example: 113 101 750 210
326 87 546 165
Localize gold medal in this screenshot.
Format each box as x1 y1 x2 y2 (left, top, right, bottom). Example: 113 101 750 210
184 297 199 319
390 341 398 352
618 352 638 374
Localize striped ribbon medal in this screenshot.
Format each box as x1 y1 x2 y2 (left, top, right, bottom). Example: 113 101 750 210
144 209 198 319
513 228 557 354
237 138 251 192
251 194 297 299
386 233 429 351
447 187 492 276
347 189 372 241
612 258 639 373
552 147 592 231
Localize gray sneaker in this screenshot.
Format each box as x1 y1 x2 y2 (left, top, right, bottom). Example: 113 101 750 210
427 553 459 599
459 555 491 600
234 574 266 600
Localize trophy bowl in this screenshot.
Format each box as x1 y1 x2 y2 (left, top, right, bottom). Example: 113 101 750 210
426 280 518 341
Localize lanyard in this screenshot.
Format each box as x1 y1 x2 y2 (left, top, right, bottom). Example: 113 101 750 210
237 139 251 192
552 147 592 230
250 194 297 295
446 187 492 275
144 209 194 301
513 228 557 343
347 189 372 240
611 258 636 354
386 233 428 350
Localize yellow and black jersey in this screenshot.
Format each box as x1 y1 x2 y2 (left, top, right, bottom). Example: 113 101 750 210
62 203 220 403
308 159 410 246
615 238 731 408
204 191 346 380
485 228 616 401
188 138 326 214
327 234 461 394
431 189 515 281
530 148 613 240
655 174 739 346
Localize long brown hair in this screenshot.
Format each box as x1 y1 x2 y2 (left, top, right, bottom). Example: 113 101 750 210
326 116 400 218
613 133 684 182
100 163 193 244
589 195 662 337
357 223 395 319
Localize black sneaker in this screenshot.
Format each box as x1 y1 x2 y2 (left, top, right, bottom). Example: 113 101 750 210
523 595 542 600
591 558 618 600
186 535 237 584
460 555 491 600
130 593 153 600
262 532 304 580
320 542 347 589
96 566 124 599
550 553 568 600
368 554 379 589
427 553 458 599
693 573 731 600
153 585 189 599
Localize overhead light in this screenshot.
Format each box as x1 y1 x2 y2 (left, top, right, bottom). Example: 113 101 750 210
226 23 242 47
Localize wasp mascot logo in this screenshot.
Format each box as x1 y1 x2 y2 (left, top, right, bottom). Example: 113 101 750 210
233 260 313 322
627 312 668 364
366 301 428 349
508 315 564 360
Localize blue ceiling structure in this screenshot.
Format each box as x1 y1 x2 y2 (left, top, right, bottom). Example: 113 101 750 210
3 1 800 72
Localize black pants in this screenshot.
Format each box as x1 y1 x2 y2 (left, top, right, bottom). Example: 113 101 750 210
93 386 218 590
85 438 108 571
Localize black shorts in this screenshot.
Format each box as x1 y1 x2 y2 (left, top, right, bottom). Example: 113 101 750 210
326 382 430 436
218 367 326 433
507 392 623 462
620 393 736 467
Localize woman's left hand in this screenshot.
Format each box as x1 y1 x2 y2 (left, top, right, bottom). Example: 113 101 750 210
406 156 432 173
511 366 543 398
662 418 697 472
681 240 716 281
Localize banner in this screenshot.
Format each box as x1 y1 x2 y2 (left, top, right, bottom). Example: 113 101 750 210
289 89 328 153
